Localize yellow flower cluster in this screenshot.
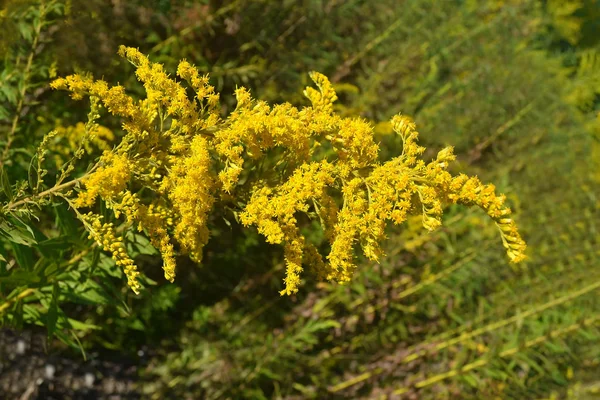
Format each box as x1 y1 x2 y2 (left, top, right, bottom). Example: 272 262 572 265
50 122 114 167
164 135 215 264
303 71 338 114
442 174 527 263
109 191 177 283
238 95 526 294
83 213 141 294
138 203 177 282
74 152 131 208
53 47 221 288
215 89 317 193
52 46 526 295
240 161 336 294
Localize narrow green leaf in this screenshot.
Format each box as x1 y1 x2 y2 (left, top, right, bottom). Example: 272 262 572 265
462 373 479 388
11 242 35 271
0 84 17 105
14 216 45 242
0 107 9 121
1 167 12 201
37 236 71 258
126 232 157 256
64 280 114 306
54 330 87 361
88 246 100 275
37 258 59 280
128 319 145 331
96 253 123 279
47 283 59 341
28 154 38 192
70 330 87 361
23 304 42 322
66 318 101 331
14 299 23 329
0 269 41 284
55 202 79 237
0 221 37 246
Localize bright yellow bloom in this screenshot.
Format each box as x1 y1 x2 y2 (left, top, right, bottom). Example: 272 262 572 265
83 213 141 294
303 71 338 114
241 161 336 294
75 152 131 208
52 46 526 295
165 135 216 264
329 117 379 170
327 177 368 283
214 92 317 192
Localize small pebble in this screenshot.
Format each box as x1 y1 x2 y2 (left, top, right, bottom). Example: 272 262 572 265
84 372 95 388
45 364 56 379
16 340 26 355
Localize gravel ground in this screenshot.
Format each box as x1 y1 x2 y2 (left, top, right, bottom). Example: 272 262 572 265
0 329 142 400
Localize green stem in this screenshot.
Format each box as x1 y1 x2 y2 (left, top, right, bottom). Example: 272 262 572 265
5 176 83 211
0 288 37 314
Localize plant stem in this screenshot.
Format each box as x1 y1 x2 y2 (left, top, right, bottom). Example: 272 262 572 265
5 177 83 211
0 288 37 314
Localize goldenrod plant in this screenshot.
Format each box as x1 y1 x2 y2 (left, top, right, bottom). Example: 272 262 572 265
5 47 525 297
1 1 599 399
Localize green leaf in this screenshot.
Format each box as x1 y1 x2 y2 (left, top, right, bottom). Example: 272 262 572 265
64 280 114 306
28 154 38 192
0 269 41 284
11 215 38 241
96 253 122 279
462 373 479 388
36 257 58 280
66 317 101 331
54 330 87 361
0 83 18 105
292 383 314 396
13 299 23 329
37 236 71 258
47 283 59 340
17 21 33 43
0 105 10 121
69 330 87 361
1 167 13 201
259 368 283 381
0 221 36 246
23 304 42 323
54 202 79 238
128 319 145 331
11 242 35 271
126 232 157 256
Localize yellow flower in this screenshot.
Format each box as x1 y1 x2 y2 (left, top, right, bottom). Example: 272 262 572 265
303 71 338 113
83 213 141 294
75 152 131 208
165 135 216 264
241 161 336 294
327 177 368 283
52 46 526 296
51 122 114 166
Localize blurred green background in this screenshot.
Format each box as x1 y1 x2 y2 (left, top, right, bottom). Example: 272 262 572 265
0 0 599 398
